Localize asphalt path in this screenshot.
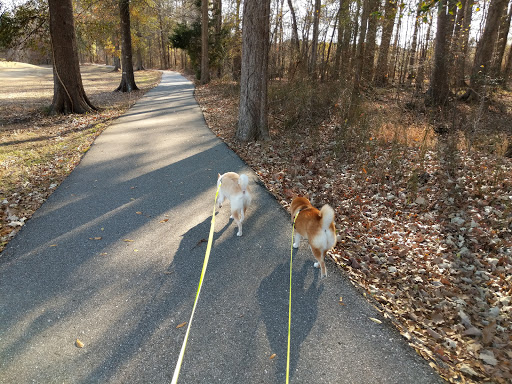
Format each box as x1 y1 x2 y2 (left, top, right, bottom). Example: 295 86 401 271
0 71 444 384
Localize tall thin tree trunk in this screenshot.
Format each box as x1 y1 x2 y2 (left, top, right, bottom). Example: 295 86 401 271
363 0 379 82
212 0 222 77
374 0 397 86
453 0 472 87
492 1 512 80
505 43 512 83
322 9 338 80
232 0 242 80
309 0 322 77
461 0 508 101
407 4 421 84
334 0 349 79
415 15 432 93
390 1 404 84
353 0 370 94
426 0 450 105
201 0 209 84
350 1 361 68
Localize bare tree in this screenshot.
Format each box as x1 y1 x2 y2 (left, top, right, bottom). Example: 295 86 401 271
461 0 508 101
201 0 209 84
48 0 96 114
452 0 473 87
334 0 350 79
353 0 370 95
309 0 321 77
426 0 450 105
116 0 138 92
407 4 421 84
363 0 379 82
236 0 271 141
492 1 512 81
374 0 397 86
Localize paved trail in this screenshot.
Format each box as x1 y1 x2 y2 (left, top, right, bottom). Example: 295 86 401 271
0 72 444 383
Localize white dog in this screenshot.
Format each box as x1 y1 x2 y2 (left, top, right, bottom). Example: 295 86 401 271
217 172 252 236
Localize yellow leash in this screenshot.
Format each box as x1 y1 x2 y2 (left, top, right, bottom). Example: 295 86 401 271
171 182 221 384
286 211 299 383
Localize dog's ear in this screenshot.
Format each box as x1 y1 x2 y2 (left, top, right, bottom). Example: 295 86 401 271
218 173 221 179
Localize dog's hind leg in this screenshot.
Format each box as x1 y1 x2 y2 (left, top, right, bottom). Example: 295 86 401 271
232 210 243 236
312 248 327 278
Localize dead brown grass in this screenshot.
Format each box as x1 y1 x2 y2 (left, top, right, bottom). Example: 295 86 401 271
0 62 161 248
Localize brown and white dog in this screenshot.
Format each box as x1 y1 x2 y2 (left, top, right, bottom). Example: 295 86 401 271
217 172 252 236
290 197 336 278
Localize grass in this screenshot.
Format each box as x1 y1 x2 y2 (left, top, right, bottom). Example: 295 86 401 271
0 62 161 250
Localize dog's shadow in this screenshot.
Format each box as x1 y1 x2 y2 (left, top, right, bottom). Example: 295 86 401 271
257 257 324 382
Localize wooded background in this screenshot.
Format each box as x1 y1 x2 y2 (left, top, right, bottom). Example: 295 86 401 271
2 0 511 96
1 0 511 143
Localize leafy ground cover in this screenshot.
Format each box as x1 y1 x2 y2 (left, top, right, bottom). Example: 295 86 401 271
195 79 512 383
0 62 161 249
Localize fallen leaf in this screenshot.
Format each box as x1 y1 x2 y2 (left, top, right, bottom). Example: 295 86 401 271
136 211 142 215
459 363 481 377
160 219 169 223
270 353 277 359
369 317 382 324
123 239 134 242
482 321 496 346
89 237 102 240
479 350 497 366
176 322 187 329
75 339 84 348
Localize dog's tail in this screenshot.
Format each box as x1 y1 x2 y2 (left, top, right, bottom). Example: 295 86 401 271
238 174 249 192
319 204 335 230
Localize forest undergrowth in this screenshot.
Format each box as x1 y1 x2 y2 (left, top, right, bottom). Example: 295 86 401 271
195 78 512 384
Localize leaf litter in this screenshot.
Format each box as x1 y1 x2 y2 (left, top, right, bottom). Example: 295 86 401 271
195 80 512 383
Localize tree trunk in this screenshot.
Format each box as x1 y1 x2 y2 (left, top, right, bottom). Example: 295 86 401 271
374 0 397 86
407 4 421 84
158 7 169 69
236 0 271 142
426 0 450 106
505 39 512 83
353 0 370 95
48 0 96 114
213 0 222 77
390 1 404 84
334 0 349 79
461 0 507 101
492 1 512 80
309 0 321 77
287 0 301 54
232 0 242 81
363 0 379 82
116 0 138 92
415 16 432 93
452 0 472 87
201 0 210 84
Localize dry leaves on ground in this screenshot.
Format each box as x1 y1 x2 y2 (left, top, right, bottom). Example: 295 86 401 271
195 80 512 383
